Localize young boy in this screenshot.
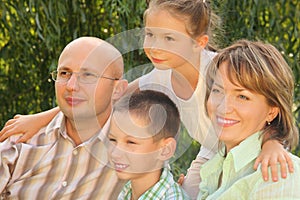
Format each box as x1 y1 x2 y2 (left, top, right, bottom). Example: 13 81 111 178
107 90 191 200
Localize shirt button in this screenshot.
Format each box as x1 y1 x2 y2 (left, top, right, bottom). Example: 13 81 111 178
62 181 67 187
73 150 78 155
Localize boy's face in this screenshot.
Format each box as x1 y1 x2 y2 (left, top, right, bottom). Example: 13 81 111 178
107 112 165 180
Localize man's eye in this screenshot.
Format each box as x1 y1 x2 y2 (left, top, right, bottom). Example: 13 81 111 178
145 32 153 37
82 72 97 78
59 71 70 77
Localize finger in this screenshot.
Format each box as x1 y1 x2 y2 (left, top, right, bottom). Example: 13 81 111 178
16 133 33 143
260 159 270 181
13 114 22 119
270 162 278 182
268 156 279 182
253 157 262 170
3 118 17 127
0 125 12 140
285 153 294 173
278 155 288 179
177 174 185 185
0 126 24 141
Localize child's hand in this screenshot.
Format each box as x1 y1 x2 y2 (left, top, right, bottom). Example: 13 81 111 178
0 114 39 143
254 139 294 182
177 173 185 186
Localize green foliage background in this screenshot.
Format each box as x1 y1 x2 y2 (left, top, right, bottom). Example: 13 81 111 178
1 0 299 178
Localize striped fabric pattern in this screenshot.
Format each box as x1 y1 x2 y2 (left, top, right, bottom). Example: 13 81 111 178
0 112 124 200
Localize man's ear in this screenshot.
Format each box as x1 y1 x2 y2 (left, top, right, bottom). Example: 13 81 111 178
158 138 176 161
193 34 209 50
112 79 128 101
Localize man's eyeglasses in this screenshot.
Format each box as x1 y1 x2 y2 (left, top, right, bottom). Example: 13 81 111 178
51 70 119 84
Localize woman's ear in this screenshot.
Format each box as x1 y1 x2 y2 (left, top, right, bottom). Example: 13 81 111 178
267 106 280 123
158 138 176 161
112 79 128 101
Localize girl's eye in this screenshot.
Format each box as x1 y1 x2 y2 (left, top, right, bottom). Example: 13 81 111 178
145 32 153 37
108 138 116 143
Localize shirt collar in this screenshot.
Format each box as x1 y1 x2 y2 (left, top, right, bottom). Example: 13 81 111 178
229 131 262 172
121 168 173 199
200 132 263 179
45 111 112 144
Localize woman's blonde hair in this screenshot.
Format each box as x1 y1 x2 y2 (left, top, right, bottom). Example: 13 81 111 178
206 39 299 150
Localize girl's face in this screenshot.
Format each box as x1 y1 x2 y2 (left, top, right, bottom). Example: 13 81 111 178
206 62 279 152
143 9 200 71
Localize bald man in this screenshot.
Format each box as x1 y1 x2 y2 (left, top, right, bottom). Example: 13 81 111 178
0 37 128 199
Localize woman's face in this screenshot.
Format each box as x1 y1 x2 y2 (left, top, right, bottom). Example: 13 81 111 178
206 62 278 152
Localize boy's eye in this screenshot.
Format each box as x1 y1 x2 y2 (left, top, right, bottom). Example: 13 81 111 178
165 36 175 41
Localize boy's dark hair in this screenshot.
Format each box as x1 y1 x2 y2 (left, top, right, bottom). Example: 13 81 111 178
113 90 180 141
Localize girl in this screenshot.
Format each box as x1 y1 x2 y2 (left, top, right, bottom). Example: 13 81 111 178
0 0 292 198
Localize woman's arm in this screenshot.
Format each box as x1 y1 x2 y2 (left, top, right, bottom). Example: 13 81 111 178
0 107 60 143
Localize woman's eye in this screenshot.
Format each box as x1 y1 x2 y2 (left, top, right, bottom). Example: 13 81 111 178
238 95 249 100
127 140 137 145
211 88 220 93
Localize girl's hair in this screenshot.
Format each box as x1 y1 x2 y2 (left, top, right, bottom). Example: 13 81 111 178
205 39 299 150
144 0 221 51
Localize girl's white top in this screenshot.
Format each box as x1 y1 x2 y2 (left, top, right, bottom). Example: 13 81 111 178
139 50 218 157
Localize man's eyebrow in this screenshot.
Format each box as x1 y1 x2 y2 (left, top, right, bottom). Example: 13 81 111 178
57 66 71 70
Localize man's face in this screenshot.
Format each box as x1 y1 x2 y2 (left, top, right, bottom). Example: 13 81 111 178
55 41 120 122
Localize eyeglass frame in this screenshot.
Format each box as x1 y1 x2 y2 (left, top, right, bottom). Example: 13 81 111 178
50 70 120 84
